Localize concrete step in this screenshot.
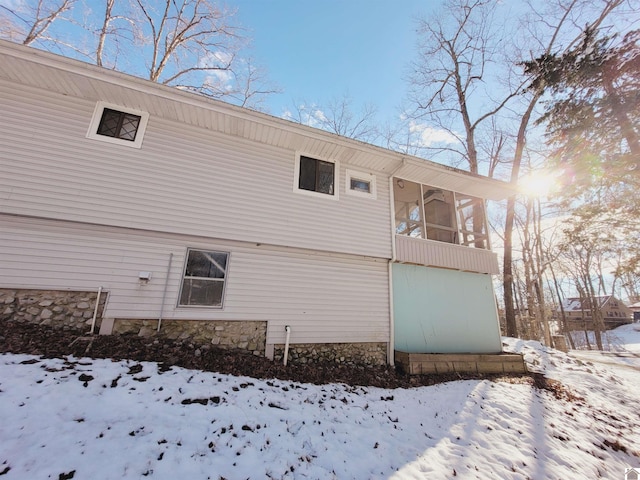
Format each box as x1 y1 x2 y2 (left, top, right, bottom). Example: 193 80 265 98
395 351 527 375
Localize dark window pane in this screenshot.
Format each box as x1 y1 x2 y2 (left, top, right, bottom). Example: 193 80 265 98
185 250 227 279
298 156 334 195
97 109 121 137
179 278 224 306
119 114 140 141
298 156 317 191
317 160 335 195
97 108 141 141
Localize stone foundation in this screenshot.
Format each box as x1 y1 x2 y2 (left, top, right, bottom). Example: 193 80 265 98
113 319 267 356
0 288 107 331
273 342 387 366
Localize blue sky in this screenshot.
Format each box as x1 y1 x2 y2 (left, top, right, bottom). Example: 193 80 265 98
232 0 438 123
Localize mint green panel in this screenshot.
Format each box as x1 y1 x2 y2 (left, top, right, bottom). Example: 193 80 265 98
393 263 501 353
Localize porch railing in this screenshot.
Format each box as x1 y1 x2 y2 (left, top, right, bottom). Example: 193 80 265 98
395 235 500 275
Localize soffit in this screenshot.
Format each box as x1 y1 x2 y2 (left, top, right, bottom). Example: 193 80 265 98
393 159 516 201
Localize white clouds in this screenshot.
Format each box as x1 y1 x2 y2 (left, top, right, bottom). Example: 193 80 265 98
198 50 233 68
408 120 458 147
197 50 235 93
282 103 327 128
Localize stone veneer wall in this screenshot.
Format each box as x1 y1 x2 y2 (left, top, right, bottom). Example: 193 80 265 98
112 319 267 356
0 288 107 331
273 342 387 366
1 289 385 364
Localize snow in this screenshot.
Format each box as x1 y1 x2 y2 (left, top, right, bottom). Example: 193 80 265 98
1 325 639 479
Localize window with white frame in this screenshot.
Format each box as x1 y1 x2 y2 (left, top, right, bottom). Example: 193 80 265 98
294 154 338 198
86 101 149 149
179 249 229 307
346 169 376 199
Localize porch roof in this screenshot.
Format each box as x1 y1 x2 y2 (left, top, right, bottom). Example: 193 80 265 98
393 158 516 201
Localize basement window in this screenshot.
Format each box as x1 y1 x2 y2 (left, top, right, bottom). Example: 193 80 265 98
294 154 338 199
87 101 149 149
179 249 230 307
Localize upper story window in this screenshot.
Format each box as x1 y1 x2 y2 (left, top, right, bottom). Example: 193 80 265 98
98 108 141 141
87 101 149 149
294 154 338 199
179 249 230 307
393 178 489 249
346 169 377 199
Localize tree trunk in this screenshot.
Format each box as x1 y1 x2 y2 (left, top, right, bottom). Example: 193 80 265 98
503 195 519 337
549 264 575 349
502 90 541 339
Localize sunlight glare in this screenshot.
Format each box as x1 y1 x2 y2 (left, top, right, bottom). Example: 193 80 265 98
519 171 559 197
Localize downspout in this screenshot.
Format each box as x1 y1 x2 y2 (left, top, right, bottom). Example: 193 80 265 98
283 325 291 366
157 253 173 332
387 159 406 366
387 261 395 366
89 286 103 335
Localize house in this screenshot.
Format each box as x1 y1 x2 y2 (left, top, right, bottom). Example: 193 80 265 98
626 467 640 480
0 40 516 368
560 295 632 330
629 301 640 322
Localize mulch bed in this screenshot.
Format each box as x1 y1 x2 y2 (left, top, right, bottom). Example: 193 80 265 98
0 318 537 390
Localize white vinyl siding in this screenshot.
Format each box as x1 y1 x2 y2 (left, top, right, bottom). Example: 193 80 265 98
0 215 390 345
0 80 391 259
395 235 500 275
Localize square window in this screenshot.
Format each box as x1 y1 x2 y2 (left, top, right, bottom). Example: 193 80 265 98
294 154 338 199
87 101 149 149
97 108 141 141
346 169 376 199
178 249 229 307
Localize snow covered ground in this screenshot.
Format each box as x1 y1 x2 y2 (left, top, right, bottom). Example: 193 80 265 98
1 324 639 480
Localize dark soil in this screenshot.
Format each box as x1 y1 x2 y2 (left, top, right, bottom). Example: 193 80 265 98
0 318 534 389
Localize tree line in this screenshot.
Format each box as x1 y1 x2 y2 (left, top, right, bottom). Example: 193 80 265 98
0 0 276 108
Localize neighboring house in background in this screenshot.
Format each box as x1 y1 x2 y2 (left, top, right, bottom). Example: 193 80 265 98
560 296 632 331
0 40 515 366
629 301 640 322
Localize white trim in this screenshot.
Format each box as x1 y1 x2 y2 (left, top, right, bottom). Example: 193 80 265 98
345 169 377 199
86 101 149 149
293 152 339 201
177 248 230 308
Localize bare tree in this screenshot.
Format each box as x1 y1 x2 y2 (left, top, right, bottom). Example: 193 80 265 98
0 0 75 46
230 57 279 110
503 0 625 340
95 0 136 68
286 94 381 143
1 0 276 109
405 0 626 340
132 0 238 86
407 0 517 175
96 0 114 67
